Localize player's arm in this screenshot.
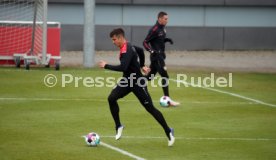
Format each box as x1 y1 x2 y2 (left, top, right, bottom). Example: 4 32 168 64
164 38 173 44
103 52 132 72
133 45 151 74
133 45 145 68
143 26 158 53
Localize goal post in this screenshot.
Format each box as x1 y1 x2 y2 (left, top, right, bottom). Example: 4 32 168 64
0 0 56 68
42 0 48 64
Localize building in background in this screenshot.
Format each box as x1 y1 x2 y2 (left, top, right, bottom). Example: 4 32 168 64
26 0 276 50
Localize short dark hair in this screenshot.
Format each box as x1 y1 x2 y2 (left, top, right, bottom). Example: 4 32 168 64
109 28 125 38
158 11 167 19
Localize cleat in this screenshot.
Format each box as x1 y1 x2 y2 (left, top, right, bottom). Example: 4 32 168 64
168 128 175 146
115 125 124 140
169 98 180 107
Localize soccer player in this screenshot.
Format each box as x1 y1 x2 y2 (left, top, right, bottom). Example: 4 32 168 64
98 28 175 146
143 11 180 106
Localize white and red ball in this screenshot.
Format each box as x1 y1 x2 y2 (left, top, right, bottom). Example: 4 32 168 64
85 132 100 146
159 96 171 107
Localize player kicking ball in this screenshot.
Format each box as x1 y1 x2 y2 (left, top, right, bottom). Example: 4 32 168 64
98 28 175 146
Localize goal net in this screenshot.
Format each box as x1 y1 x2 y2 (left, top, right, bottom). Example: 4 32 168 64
0 0 47 64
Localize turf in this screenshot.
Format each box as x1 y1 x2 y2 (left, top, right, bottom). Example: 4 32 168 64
0 67 276 160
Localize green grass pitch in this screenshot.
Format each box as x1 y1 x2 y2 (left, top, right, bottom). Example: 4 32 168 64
0 67 276 160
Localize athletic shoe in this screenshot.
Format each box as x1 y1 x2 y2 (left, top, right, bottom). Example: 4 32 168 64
169 98 180 106
115 125 124 140
168 128 175 146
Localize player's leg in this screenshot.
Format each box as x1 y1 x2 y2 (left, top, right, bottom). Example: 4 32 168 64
156 56 170 96
132 83 174 146
108 83 130 139
156 56 180 106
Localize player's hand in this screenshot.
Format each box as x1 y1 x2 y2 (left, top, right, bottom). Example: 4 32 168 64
149 50 159 54
142 66 151 75
98 60 107 68
165 38 173 45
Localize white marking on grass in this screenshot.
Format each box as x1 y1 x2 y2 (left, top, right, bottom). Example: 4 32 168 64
0 97 257 105
0 97 107 102
170 79 276 108
100 141 146 160
81 135 145 160
101 135 276 141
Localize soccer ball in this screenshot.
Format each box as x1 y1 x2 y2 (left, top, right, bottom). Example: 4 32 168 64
160 96 171 107
85 132 100 146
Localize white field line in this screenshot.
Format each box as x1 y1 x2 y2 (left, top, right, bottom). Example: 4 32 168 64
0 97 257 105
81 135 146 160
101 135 276 141
0 97 106 102
170 79 276 108
2 69 275 107
100 141 146 160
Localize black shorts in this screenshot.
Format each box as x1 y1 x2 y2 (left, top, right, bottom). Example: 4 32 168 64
109 79 153 106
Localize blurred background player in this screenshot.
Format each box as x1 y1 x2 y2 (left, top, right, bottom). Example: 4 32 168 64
98 28 175 146
143 11 180 106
